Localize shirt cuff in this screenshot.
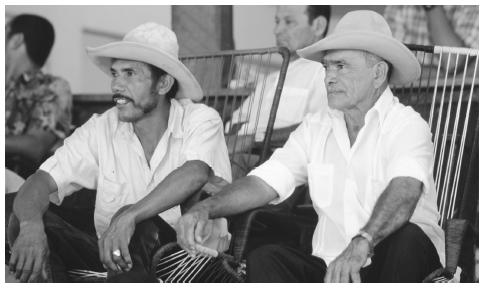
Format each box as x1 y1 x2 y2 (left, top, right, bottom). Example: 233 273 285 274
248 160 296 204
183 151 231 183
39 157 67 205
387 158 431 194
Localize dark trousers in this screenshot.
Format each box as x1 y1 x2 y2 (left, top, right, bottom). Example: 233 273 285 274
6 193 176 282
247 223 442 283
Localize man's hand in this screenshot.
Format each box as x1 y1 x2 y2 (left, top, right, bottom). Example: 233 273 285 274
175 208 212 254
324 236 371 283
8 222 50 283
98 205 136 273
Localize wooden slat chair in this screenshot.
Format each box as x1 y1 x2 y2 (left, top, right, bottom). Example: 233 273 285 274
228 44 479 283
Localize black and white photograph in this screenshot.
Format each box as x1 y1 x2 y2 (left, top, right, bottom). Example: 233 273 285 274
3 3 480 284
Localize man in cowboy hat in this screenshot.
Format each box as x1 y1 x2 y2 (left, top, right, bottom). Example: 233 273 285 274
176 10 445 282
7 22 231 282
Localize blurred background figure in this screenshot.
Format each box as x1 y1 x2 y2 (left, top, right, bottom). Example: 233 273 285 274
5 14 73 178
228 5 330 178
384 5 478 71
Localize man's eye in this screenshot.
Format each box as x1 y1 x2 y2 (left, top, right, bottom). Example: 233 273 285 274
126 71 134 77
337 64 344 69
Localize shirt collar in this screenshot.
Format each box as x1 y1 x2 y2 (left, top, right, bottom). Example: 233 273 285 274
365 86 394 126
327 86 394 126
115 98 185 139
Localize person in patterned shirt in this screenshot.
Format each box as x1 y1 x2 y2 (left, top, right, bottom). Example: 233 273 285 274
5 14 73 176
384 5 478 72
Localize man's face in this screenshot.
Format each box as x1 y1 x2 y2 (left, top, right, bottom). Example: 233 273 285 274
274 5 317 53
110 59 160 122
322 50 376 112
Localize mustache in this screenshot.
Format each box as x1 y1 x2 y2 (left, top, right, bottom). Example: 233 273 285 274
112 94 134 103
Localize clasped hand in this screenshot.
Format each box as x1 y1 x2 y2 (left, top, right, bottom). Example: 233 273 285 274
176 209 231 256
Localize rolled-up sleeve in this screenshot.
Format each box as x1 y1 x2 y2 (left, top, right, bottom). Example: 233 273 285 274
249 118 311 204
39 115 99 204
181 107 232 183
385 115 434 194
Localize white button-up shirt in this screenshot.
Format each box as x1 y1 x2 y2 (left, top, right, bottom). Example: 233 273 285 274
249 87 445 266
40 98 232 236
230 58 327 142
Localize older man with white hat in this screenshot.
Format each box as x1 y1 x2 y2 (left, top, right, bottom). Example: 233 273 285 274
176 10 444 282
7 23 231 282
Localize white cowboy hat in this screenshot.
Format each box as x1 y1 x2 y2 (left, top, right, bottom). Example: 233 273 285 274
86 22 203 101
297 10 420 85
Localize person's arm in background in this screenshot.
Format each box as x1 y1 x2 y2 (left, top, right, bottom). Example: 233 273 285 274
425 6 478 72
6 132 57 164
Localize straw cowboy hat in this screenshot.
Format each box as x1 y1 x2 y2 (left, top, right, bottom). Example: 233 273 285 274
297 10 420 85
86 22 203 101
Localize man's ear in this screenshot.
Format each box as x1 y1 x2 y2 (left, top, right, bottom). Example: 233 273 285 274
373 61 389 88
157 74 175 96
7 33 24 50
311 16 327 39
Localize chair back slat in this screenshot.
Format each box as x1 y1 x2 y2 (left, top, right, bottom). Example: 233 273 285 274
391 44 478 227
180 47 291 180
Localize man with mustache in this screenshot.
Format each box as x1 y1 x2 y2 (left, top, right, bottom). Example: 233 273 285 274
177 11 445 282
7 22 231 282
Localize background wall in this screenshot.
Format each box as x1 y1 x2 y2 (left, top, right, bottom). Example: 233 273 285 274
5 5 385 93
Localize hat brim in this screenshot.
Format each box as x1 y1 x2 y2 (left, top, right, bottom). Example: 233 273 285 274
86 41 203 101
297 31 420 85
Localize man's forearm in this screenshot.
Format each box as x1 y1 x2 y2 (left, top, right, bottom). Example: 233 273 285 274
127 160 211 224
189 175 279 219
361 177 422 246
13 170 58 225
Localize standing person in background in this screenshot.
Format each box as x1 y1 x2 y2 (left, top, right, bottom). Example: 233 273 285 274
384 5 478 71
6 14 73 177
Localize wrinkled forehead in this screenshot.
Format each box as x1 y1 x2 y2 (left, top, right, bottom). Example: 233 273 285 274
275 5 308 19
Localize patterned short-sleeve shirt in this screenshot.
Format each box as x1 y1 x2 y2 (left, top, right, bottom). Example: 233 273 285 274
5 70 73 140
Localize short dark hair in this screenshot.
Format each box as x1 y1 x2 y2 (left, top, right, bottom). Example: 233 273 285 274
306 5 331 38
7 14 55 67
149 65 179 99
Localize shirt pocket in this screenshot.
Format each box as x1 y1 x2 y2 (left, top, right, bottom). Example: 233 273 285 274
275 87 310 125
307 163 334 208
98 176 123 206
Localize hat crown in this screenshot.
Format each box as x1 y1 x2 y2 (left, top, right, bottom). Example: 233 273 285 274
123 22 179 58
332 10 392 37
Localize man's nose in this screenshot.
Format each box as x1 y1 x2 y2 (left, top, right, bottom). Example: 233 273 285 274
111 78 125 94
273 22 286 36
325 70 337 86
